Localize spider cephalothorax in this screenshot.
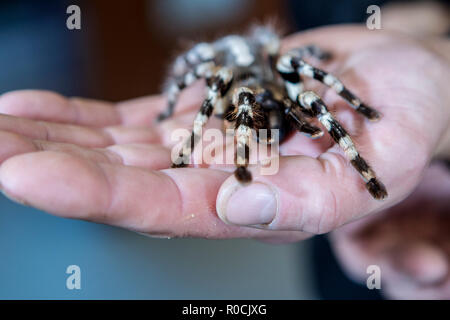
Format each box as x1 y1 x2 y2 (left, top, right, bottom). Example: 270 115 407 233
157 26 388 200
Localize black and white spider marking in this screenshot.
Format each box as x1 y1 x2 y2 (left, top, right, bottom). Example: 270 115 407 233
157 26 388 200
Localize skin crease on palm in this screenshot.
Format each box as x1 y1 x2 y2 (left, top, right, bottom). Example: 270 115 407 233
0 26 449 295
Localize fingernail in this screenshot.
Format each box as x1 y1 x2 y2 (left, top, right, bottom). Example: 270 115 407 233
221 183 277 226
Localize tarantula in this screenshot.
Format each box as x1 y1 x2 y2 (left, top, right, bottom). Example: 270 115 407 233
157 26 388 200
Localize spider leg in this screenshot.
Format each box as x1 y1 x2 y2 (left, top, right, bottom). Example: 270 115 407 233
282 97 323 138
249 25 281 73
232 87 264 183
298 91 387 200
277 53 381 121
288 45 332 61
171 42 215 77
276 61 323 137
171 67 233 167
158 61 216 122
160 35 255 122
158 42 216 122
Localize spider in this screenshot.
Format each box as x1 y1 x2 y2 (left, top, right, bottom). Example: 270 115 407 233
157 26 388 200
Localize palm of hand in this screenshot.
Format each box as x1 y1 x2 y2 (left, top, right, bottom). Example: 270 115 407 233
0 26 448 242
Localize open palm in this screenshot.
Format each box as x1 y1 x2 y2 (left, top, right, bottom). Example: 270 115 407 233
0 26 448 242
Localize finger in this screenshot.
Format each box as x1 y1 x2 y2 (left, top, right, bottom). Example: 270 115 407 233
0 113 161 147
215 140 422 233
387 243 449 286
0 130 171 169
330 228 450 297
0 82 204 128
103 126 160 145
117 81 206 126
379 250 450 299
105 144 171 169
0 90 120 127
0 113 113 147
41 142 171 170
0 151 311 240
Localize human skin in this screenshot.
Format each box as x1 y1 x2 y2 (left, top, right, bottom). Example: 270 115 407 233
331 162 450 299
0 25 448 247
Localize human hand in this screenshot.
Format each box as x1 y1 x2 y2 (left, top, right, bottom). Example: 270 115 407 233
0 26 449 242
329 162 450 299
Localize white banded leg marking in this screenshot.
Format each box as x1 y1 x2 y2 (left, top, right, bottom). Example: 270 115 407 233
216 35 254 67
298 91 387 200
283 98 323 138
232 87 260 182
276 54 304 102
159 58 216 121
277 51 381 121
289 45 332 60
171 67 233 167
172 42 215 76
296 60 381 121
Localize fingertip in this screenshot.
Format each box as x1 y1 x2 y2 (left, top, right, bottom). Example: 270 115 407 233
0 90 69 120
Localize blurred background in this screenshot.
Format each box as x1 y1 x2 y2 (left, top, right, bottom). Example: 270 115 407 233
0 0 448 299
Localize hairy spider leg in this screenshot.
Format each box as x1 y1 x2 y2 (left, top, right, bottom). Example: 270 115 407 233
276 55 323 137
171 42 216 77
255 88 323 140
249 25 281 73
250 25 281 57
158 42 216 122
298 91 388 200
288 45 332 61
158 60 216 122
278 53 381 121
214 35 255 67
159 35 257 122
276 55 306 105
171 67 234 168
282 98 323 138
232 87 263 182
252 89 283 144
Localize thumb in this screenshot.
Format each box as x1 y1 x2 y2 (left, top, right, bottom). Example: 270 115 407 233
216 153 392 234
